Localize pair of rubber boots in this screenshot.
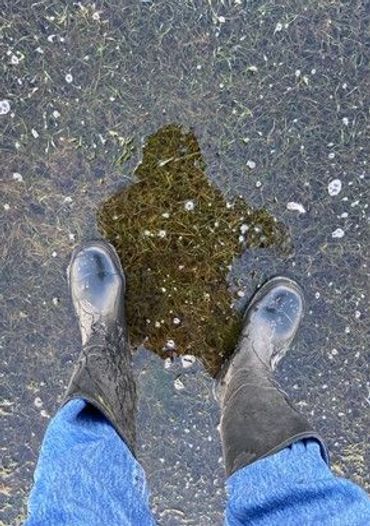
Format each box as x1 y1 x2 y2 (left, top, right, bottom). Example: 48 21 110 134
64 241 328 475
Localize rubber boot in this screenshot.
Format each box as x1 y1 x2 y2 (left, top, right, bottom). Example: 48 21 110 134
63 240 136 454
217 276 329 477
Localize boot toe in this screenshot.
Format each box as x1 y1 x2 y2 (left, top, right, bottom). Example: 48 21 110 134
241 277 304 368
69 242 123 285
247 276 303 324
263 284 304 337
68 241 125 331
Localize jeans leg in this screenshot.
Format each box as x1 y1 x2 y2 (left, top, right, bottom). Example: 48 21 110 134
25 399 155 526
225 439 370 526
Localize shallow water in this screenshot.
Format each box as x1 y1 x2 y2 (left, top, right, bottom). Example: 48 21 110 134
98 123 290 375
1 1 369 523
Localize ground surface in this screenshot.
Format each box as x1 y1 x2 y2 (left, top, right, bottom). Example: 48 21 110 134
1 1 369 524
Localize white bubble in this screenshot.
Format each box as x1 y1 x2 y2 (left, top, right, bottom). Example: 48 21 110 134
181 355 196 369
184 200 195 211
164 358 172 369
332 228 344 239
286 201 306 214
174 378 185 391
274 22 283 33
328 179 342 196
12 172 23 182
0 100 11 115
34 397 43 408
165 339 176 350
246 160 256 169
65 73 73 83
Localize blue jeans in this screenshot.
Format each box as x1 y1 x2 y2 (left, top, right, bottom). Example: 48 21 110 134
26 400 370 525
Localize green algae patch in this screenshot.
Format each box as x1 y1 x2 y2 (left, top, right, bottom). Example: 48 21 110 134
98 124 289 375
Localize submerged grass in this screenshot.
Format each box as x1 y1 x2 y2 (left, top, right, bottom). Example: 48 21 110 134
98 124 290 375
